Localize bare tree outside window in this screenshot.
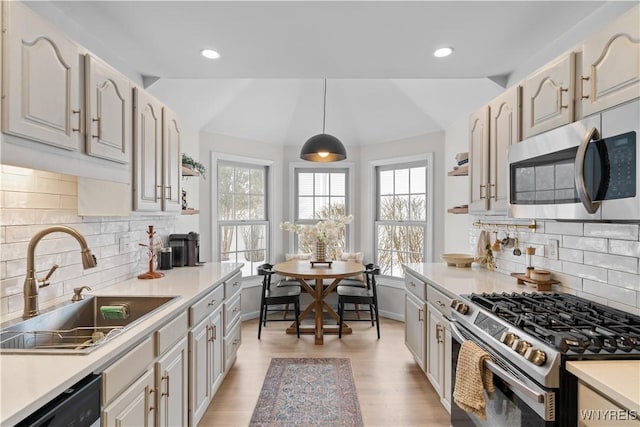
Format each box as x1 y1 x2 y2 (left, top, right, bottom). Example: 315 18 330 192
376 164 428 277
218 161 268 277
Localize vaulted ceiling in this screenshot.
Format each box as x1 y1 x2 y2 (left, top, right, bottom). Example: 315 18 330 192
26 1 634 146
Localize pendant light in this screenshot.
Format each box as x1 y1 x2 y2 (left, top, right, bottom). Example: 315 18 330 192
300 79 347 162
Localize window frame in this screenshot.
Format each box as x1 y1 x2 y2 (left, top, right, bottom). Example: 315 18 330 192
287 162 355 254
369 154 434 278
211 152 274 276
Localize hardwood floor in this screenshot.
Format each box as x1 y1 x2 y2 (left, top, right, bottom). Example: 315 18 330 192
199 318 450 427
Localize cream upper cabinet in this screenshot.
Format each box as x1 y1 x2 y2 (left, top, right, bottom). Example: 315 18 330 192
133 88 163 211
84 54 131 163
2 1 81 151
468 106 490 213
162 107 182 212
132 87 182 213
488 85 521 213
523 53 575 139
580 5 640 117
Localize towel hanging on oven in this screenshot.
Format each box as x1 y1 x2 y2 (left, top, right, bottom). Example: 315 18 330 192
453 340 495 420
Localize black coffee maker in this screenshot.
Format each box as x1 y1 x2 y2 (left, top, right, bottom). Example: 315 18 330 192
169 232 200 266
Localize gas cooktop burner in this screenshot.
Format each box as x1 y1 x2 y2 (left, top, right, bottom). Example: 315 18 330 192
465 292 640 354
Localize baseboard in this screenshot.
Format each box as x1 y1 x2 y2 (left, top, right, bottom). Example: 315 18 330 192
379 310 404 322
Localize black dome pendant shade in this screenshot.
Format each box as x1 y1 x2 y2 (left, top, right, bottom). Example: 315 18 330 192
300 79 347 162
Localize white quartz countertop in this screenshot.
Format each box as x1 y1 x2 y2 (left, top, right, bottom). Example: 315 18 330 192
403 262 527 298
0 263 242 426
567 360 640 414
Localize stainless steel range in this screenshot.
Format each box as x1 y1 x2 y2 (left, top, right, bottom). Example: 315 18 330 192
450 292 640 426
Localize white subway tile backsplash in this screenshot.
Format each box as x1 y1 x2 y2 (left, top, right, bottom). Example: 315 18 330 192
0 166 180 316
582 280 637 305
562 236 608 253
609 240 640 258
583 251 638 274
608 270 640 291
584 223 639 241
576 290 608 305
562 261 608 283
608 301 640 316
559 248 583 263
549 271 582 291
545 222 583 236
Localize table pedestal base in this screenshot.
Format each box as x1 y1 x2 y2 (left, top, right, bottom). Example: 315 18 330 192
286 323 352 344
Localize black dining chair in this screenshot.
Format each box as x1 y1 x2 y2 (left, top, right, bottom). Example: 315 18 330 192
337 264 381 339
257 263 301 339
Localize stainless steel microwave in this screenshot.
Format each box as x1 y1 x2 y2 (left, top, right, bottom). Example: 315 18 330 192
508 99 639 221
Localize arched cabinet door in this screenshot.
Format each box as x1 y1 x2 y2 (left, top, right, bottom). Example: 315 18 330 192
523 53 575 139
2 1 81 151
488 85 521 214
580 5 640 117
133 88 163 212
162 107 182 213
468 106 490 213
85 54 131 164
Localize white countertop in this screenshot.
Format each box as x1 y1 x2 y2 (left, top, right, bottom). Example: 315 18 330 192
403 262 527 298
0 263 242 426
567 360 640 414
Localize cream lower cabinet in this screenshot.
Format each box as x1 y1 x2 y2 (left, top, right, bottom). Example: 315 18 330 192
223 271 243 372
523 53 575 139
577 381 640 427
426 302 452 413
189 308 223 426
2 1 81 151
580 5 640 117
156 337 189 427
189 284 225 426
102 368 156 427
405 272 427 371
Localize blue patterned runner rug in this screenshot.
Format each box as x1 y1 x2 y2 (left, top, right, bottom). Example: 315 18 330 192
249 358 364 427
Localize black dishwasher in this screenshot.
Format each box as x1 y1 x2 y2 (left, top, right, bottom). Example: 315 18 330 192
15 373 101 427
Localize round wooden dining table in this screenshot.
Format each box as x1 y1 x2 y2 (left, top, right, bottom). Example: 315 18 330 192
273 260 365 345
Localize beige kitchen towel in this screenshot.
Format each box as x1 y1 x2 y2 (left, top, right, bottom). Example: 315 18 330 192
453 340 495 420
475 230 488 263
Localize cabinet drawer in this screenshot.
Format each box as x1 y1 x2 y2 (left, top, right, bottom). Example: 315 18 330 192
190 285 224 326
102 337 154 405
224 320 242 372
155 311 188 357
224 271 242 299
224 293 242 334
405 272 426 301
427 285 453 319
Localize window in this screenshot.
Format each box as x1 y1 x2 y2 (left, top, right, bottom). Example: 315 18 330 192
217 160 268 277
375 160 431 277
294 168 349 256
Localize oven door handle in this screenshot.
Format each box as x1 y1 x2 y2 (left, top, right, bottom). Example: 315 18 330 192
450 321 545 405
575 126 602 214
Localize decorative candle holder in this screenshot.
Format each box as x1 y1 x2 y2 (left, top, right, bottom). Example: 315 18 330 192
138 225 164 279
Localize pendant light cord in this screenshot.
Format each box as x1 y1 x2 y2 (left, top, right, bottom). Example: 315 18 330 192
322 78 327 135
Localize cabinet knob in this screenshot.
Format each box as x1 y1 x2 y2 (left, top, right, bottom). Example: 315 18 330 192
207 299 216 306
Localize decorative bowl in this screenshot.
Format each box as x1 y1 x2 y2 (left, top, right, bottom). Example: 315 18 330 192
441 253 475 267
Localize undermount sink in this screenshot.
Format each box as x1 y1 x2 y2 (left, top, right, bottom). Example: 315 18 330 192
0 295 178 355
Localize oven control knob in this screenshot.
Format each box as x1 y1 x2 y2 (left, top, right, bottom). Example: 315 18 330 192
450 300 470 315
500 332 518 347
512 339 531 355
524 347 547 366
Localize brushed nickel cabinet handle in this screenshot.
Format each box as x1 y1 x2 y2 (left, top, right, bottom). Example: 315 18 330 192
161 375 169 397
72 109 81 132
560 87 569 109
580 76 590 99
91 117 101 139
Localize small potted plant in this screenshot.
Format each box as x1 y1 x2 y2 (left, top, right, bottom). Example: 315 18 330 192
182 153 206 179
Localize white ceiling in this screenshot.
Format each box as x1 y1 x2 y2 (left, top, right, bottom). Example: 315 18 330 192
26 1 633 146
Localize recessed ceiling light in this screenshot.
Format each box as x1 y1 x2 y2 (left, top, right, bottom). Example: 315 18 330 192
433 47 453 58
201 49 220 59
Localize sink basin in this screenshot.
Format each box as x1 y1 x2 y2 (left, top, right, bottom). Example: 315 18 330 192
0 296 177 355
